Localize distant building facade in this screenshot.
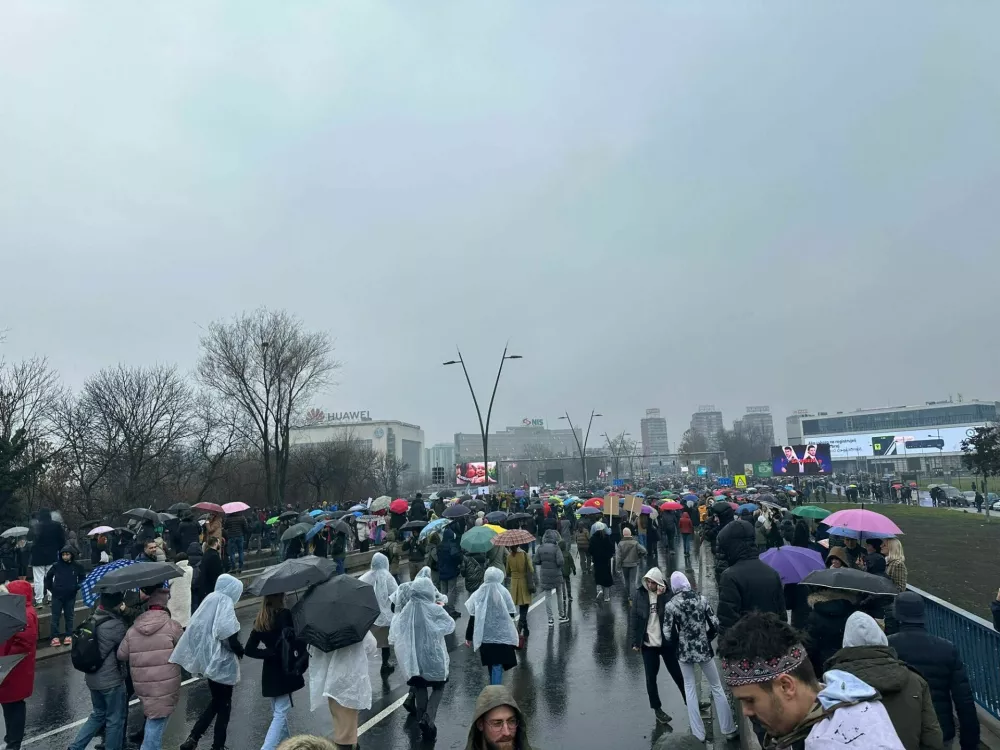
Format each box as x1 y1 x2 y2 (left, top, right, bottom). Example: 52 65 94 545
454 419 582 461
640 408 670 468
738 406 775 445
690 405 724 450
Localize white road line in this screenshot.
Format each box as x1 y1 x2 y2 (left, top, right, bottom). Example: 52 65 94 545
24 595 547 745
24 677 202 745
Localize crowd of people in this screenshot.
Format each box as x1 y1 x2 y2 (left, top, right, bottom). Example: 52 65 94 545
0 479 991 750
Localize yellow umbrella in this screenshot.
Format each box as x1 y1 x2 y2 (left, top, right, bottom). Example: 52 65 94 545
484 524 505 534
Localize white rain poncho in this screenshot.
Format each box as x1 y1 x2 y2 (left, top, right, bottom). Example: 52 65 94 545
359 552 398 627
415 566 449 605
464 567 518 652
307 632 377 711
169 573 244 685
389 576 456 682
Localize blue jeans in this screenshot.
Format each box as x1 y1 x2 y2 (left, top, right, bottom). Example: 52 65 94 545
261 694 292 750
140 716 168 750
51 595 76 639
682 534 692 555
228 536 245 570
489 665 503 685
335 557 345 575
69 684 126 750
638 533 647 549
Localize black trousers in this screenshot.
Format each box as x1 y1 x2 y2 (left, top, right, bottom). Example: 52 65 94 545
190 680 233 748
518 604 529 636
641 645 685 710
2 700 25 748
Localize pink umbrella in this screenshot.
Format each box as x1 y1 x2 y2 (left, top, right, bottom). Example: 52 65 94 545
822 509 902 536
88 525 115 536
221 502 250 514
728 502 739 511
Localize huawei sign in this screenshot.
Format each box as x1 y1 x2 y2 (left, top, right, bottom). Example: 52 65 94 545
305 408 325 424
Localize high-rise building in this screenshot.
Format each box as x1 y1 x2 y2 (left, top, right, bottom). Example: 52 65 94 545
690 405 724 450
640 408 670 467
740 406 775 445
425 443 456 477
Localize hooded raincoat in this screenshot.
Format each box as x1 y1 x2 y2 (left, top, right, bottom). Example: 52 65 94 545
307 632 377 712
464 685 532 750
169 574 243 685
389 577 456 684
415 566 448 605
359 553 398 627
464 568 518 652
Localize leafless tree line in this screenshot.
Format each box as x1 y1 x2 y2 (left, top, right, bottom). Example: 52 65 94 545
0 308 410 527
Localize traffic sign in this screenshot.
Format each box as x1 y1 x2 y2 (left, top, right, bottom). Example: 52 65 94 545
734 474 748 488
612 479 625 487
754 461 773 478
716 477 733 487
744 463 754 477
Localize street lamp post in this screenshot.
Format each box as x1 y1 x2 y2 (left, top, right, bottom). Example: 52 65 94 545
602 431 630 482
444 346 522 492
559 410 602 484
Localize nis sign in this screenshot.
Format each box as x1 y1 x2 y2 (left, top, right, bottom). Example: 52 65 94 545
305 409 372 424
522 418 546 428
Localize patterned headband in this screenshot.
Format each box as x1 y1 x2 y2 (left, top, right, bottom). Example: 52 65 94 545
721 644 807 687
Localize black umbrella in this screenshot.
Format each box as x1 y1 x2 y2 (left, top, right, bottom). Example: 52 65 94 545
281 522 313 542
326 510 350 520
298 513 315 525
167 503 191 513
507 513 532 523
579 492 594 499
526 503 544 511
0 593 27 643
326 520 352 536
485 511 508 524
400 520 428 532
279 510 299 521
113 527 136 536
800 568 900 596
463 499 487 511
248 556 337 596
292 574 380 652
123 508 160 523
443 504 471 519
157 513 177 522
95 562 184 593
0 654 26 687
78 518 103 529
438 489 456 499
711 501 733 515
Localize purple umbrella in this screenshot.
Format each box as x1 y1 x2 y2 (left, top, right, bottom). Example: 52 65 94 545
760 546 825 585
514 489 526 498
640 505 654 515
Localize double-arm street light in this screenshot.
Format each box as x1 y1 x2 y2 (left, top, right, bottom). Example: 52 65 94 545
559 411 602 484
444 345 522 490
602 431 631 482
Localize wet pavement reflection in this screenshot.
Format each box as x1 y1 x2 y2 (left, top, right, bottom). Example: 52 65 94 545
22 537 729 749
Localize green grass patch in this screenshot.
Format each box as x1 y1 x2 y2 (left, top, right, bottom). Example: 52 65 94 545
813 502 1000 618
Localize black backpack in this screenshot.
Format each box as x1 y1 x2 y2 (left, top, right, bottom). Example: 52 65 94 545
278 626 309 678
71 612 112 673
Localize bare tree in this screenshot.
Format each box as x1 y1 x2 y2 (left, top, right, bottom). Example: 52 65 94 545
369 452 409 498
197 308 339 507
50 392 120 520
0 356 63 442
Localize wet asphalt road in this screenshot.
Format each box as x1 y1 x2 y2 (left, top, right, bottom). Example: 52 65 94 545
20 538 728 750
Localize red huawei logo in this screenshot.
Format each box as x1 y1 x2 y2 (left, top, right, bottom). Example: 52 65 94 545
305 408 325 424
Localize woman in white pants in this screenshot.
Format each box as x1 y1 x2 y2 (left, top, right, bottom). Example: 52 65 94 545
661 571 737 742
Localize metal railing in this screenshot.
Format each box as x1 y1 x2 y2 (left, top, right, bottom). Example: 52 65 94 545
908 585 1000 720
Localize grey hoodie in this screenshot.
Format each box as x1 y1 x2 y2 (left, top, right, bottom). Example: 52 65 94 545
532 530 564 591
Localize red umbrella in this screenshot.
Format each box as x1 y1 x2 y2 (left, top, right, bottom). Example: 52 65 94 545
542 501 551 517
192 502 226 514
389 499 409 514
582 498 603 509
728 502 740 511
659 501 683 511
492 529 536 547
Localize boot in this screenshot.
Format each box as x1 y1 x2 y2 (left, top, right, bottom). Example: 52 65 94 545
180 737 198 750
419 713 438 741
402 690 416 715
654 708 672 724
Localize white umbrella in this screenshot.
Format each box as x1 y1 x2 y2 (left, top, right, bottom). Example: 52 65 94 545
370 496 392 513
88 526 115 536
221 501 250 514
0 527 28 539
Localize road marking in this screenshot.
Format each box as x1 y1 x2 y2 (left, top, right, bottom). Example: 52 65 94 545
24 677 202 745
24 595 547 745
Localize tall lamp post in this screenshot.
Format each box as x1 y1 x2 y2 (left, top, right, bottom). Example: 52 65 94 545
559 410 602 484
444 346 522 492
602 431 630 482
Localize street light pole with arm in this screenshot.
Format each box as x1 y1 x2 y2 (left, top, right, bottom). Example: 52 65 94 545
560 410 602 484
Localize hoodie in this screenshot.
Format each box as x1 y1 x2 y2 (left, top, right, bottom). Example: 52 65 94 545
826 613 943 750
465 685 533 750
44 546 85 600
716 520 785 633
30 509 65 567
117 589 184 718
532 530 564 591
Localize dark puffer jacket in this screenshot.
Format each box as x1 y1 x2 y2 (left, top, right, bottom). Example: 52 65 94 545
716 520 785 634
804 588 860 677
30 510 65 567
889 624 979 748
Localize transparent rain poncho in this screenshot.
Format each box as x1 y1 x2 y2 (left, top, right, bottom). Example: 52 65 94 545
359 552 398 627
307 631 377 712
464 566 518 652
415 566 449 605
169 573 244 685
388 576 456 682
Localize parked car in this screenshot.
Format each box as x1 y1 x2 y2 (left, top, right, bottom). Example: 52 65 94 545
962 491 978 507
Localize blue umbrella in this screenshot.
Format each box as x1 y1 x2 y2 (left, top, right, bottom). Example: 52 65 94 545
827 526 895 540
80 559 140 607
683 493 699 503
418 518 450 541
635 492 645 499
349 504 366 512
309 509 325 518
562 497 576 506
306 521 328 542
578 506 602 515
737 503 758 514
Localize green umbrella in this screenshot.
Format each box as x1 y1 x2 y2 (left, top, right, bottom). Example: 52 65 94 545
659 491 675 498
792 506 831 520
460 526 498 554
266 516 280 526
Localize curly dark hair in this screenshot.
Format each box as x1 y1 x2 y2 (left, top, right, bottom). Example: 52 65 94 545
717 612 819 689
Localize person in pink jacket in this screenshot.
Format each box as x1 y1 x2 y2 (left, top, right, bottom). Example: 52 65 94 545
117 586 184 750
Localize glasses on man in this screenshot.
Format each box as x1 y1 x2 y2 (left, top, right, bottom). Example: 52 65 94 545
486 718 519 731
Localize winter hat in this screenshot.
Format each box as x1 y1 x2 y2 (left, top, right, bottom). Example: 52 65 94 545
670 571 692 593
477 511 485 518
842 612 888 648
893 591 925 625
622 528 632 538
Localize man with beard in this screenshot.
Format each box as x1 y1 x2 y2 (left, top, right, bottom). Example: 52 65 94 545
465 685 532 750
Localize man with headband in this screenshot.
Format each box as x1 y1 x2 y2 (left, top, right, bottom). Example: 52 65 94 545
718 613 905 749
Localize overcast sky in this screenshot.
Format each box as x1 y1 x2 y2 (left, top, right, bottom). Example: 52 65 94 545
2 2 998 448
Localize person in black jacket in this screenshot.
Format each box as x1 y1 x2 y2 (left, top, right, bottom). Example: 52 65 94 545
888 592 979 750
629 567 685 725
715 520 785 636
177 514 201 556
803 587 861 677
29 509 64 606
408 494 428 523
199 537 224 603
245 593 306 748
186 542 205 611
43 546 84 646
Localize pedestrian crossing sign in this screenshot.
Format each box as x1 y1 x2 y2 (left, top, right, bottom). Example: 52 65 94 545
734 474 747 488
